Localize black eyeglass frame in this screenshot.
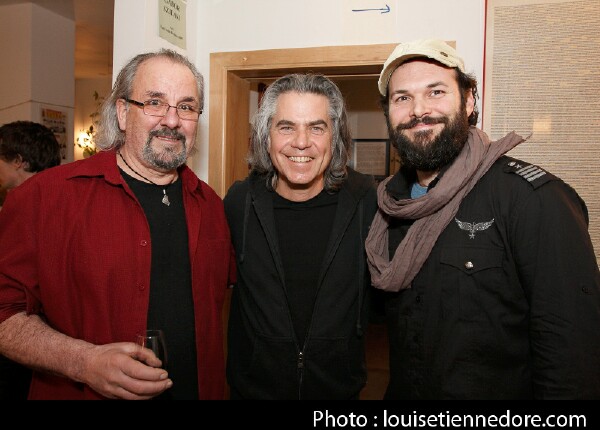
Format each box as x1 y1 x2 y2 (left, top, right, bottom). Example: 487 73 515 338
123 98 202 121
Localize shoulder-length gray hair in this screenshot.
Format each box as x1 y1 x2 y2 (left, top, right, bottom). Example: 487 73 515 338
248 73 351 192
95 49 204 151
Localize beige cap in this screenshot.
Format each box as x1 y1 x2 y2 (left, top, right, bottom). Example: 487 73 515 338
378 39 465 96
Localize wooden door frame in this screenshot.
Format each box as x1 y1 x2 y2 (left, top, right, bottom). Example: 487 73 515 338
208 43 397 197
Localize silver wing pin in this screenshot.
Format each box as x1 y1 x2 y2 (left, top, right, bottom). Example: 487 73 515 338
455 218 495 239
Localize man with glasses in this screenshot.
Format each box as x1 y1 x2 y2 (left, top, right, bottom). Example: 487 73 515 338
0 49 234 399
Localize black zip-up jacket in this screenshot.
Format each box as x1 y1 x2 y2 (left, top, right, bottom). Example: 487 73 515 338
224 168 377 399
383 155 600 399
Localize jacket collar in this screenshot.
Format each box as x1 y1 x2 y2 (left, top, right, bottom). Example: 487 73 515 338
247 167 374 202
246 168 373 285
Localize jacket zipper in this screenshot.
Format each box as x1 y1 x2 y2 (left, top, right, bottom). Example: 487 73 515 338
297 350 305 399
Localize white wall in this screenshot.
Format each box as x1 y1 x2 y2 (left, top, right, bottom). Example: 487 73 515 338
0 3 33 114
113 0 203 171
113 0 199 73
30 4 74 108
0 2 75 163
113 0 486 181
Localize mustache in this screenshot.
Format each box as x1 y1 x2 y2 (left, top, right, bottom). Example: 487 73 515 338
149 128 186 142
395 116 447 130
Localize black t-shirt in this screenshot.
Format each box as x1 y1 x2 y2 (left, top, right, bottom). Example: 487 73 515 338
121 168 198 400
272 189 338 348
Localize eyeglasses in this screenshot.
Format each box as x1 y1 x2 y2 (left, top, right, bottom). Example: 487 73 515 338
124 98 202 121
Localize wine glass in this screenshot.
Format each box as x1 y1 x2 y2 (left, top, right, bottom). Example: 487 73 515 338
135 329 168 369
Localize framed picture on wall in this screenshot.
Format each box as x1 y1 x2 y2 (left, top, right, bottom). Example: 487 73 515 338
41 107 68 161
349 139 390 180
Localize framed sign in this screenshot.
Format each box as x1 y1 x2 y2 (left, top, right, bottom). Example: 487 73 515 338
41 107 68 160
349 139 390 180
159 0 187 49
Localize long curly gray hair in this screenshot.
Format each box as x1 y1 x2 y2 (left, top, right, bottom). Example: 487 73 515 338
95 49 204 151
248 73 351 192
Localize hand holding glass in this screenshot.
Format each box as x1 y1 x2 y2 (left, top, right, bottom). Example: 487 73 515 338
136 329 168 368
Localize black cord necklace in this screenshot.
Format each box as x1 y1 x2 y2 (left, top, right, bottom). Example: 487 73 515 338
118 150 171 206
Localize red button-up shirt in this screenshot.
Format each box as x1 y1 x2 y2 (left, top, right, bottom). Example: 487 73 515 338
0 150 235 399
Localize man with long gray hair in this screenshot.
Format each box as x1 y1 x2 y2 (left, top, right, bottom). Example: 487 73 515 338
224 73 378 399
0 49 234 399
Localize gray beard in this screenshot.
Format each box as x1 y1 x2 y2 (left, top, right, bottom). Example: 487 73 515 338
143 128 188 170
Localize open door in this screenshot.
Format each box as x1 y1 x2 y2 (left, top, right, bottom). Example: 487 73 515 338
208 43 397 197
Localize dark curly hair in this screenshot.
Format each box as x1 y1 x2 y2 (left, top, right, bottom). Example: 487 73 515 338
0 120 61 172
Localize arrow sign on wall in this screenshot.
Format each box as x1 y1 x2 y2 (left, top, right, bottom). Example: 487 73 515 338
352 4 391 14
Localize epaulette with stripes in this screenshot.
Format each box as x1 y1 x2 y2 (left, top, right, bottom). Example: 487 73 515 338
503 158 557 189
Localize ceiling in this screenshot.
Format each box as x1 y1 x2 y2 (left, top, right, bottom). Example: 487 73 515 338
73 0 114 79
1 0 114 79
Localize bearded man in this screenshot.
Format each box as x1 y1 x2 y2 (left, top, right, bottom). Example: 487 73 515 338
0 49 233 400
366 39 600 399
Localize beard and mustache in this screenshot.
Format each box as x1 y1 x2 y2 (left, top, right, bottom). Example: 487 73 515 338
143 127 188 170
388 102 471 172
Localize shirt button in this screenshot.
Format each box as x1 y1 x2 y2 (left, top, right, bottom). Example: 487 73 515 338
138 284 146 291
415 295 421 303
464 261 474 270
140 240 148 246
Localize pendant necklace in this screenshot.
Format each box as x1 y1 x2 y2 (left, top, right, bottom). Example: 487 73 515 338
118 151 172 206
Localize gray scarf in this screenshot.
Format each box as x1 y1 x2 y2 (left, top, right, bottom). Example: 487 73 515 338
365 127 525 291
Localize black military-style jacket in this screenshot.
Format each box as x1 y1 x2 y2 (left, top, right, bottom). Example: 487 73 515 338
383 155 600 399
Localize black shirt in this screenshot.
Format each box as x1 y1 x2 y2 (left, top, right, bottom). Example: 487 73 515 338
121 168 198 400
273 190 338 347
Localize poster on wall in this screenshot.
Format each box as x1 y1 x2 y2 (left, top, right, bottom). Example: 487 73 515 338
41 107 68 160
159 0 186 49
349 139 390 180
484 0 600 263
